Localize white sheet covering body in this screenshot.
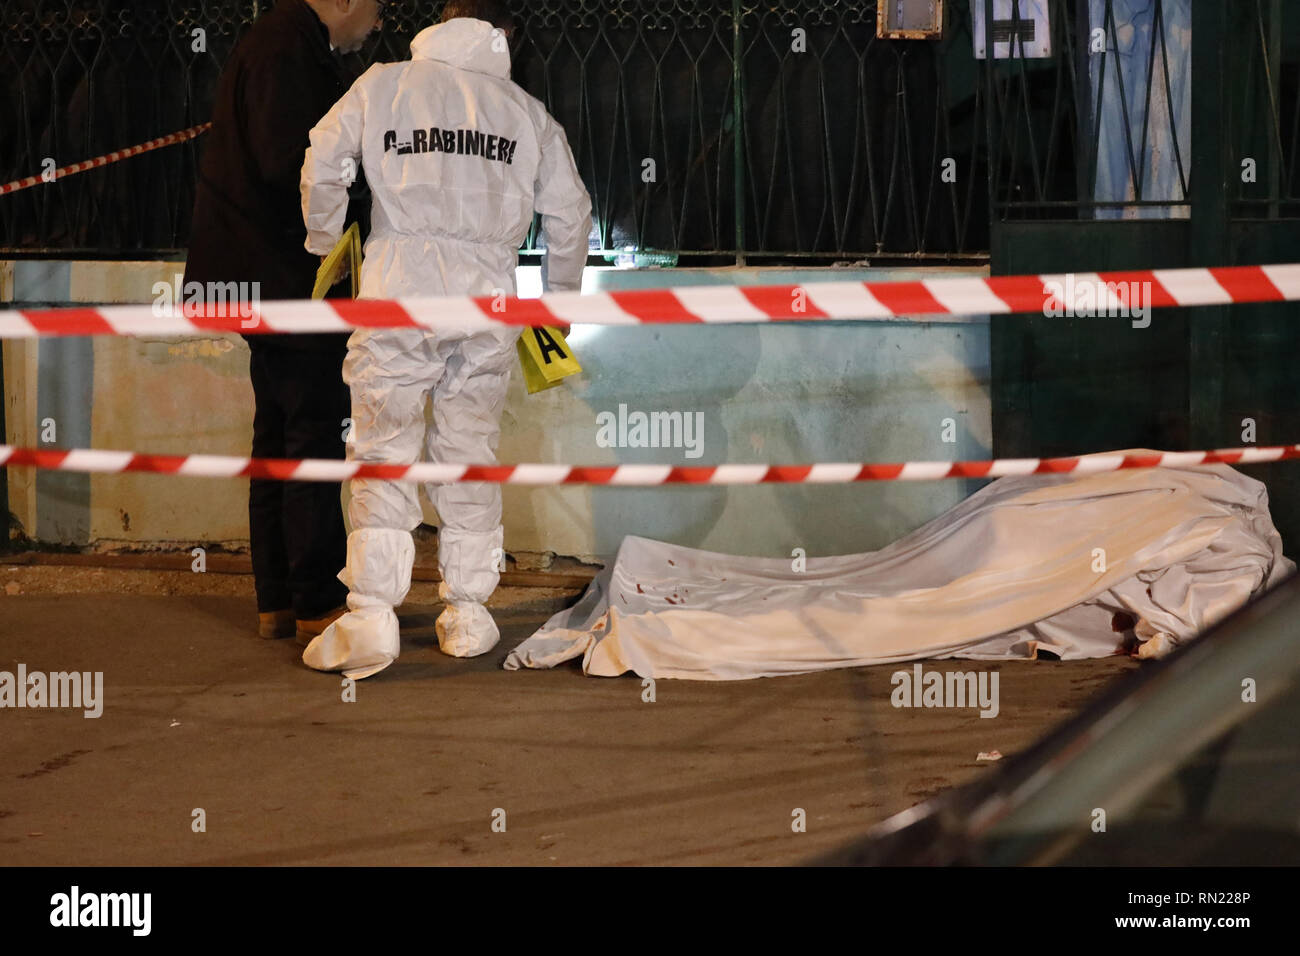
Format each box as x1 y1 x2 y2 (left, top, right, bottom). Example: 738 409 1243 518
504 461 1293 679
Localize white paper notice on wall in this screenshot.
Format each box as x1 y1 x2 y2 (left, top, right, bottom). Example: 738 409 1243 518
972 0 1051 59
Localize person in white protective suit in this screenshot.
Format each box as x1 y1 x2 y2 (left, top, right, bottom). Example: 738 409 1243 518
298 0 592 679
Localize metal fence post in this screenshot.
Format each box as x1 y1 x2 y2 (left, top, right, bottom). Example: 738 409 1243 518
983 0 997 247
1188 0 1229 450
732 0 745 266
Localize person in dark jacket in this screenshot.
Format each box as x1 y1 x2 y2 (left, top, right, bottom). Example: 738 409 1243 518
184 0 384 644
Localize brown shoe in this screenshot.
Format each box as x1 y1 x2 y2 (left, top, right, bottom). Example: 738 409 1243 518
258 609 295 640
296 606 347 647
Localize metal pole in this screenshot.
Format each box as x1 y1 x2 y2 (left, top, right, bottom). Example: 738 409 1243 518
1268 0 1281 220
984 0 997 258
732 0 745 266
1188 0 1229 449
1074 0 1095 215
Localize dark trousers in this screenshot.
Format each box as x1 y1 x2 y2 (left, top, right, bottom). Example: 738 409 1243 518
248 341 351 619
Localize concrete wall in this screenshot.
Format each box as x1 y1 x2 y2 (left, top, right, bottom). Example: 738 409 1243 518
3 260 991 563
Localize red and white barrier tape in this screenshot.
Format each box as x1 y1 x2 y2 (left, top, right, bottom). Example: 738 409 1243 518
0 124 212 197
4 262 1298 339
3 444 1297 485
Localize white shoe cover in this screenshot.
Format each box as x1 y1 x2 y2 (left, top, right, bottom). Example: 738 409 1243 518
436 602 500 658
302 605 400 680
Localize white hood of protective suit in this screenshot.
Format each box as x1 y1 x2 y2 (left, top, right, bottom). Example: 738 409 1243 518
302 17 591 298
409 18 511 77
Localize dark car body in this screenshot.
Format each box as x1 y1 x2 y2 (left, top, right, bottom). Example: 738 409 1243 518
819 569 1300 866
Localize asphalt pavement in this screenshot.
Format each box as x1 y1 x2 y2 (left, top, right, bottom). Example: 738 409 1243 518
0 565 1137 865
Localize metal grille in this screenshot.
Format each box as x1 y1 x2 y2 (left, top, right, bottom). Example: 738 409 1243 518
984 0 1300 220
1227 0 1300 218
734 2 985 259
27 0 1252 262
0 0 228 252
0 0 996 262
984 0 1197 217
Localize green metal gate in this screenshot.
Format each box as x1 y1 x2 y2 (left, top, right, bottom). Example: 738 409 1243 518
988 0 1300 554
